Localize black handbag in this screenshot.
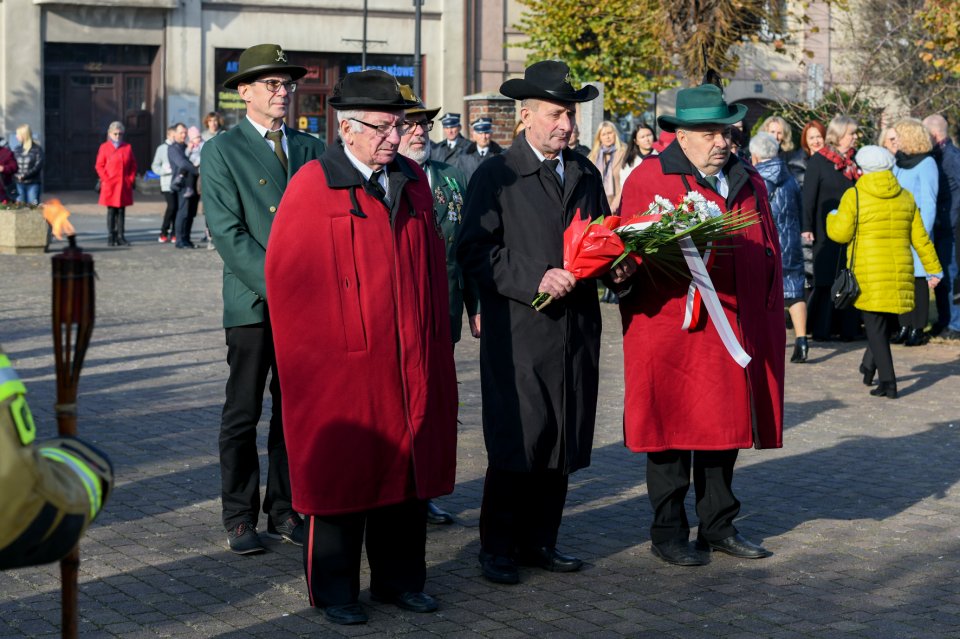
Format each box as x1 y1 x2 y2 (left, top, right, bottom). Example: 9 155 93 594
830 188 860 310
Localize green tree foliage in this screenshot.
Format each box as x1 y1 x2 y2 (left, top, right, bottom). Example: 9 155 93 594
918 0 960 78
514 0 676 114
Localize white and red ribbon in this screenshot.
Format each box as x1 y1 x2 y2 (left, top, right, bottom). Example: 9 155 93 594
678 236 751 368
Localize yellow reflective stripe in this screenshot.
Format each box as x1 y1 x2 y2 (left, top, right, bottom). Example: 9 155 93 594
10 395 36 445
39 448 102 518
0 356 27 402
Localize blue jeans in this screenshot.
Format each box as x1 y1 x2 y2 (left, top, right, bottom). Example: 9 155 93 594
16 183 40 205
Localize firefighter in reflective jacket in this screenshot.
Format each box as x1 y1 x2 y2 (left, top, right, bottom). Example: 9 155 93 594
0 347 113 569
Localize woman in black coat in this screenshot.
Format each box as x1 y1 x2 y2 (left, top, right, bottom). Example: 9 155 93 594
801 115 862 341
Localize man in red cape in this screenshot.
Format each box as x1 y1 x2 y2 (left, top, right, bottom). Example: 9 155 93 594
265 70 457 625
617 83 785 567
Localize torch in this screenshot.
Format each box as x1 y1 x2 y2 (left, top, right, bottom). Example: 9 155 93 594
47 200 94 639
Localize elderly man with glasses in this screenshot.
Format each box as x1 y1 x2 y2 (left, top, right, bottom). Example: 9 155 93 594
264 70 458 625
201 43 326 556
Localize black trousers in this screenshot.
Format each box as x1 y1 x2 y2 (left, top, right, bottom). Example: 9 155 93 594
175 192 198 246
862 311 896 384
898 277 929 330
303 500 427 608
160 191 177 235
219 323 293 530
646 449 740 545
479 467 568 557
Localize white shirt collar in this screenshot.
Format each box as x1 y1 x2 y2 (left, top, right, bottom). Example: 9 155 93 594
343 145 388 190
697 168 728 198
246 116 286 140
526 137 565 181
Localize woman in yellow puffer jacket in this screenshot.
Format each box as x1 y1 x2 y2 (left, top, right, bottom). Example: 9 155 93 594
827 146 942 399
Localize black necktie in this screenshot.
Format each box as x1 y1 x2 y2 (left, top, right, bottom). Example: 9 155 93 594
704 174 720 194
543 158 562 199
265 130 288 172
367 169 387 202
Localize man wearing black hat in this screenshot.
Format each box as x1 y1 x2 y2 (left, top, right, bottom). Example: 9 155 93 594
264 69 457 625
456 117 504 184
457 60 635 586
430 113 468 163
617 83 784 567
201 43 326 556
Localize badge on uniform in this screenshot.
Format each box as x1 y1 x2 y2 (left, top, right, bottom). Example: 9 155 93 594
434 186 446 205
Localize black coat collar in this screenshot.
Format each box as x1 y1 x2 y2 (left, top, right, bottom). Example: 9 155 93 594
465 140 504 156
506 131 586 207
657 139 753 204
319 140 419 189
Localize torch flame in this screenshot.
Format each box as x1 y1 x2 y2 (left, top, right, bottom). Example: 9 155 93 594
43 198 75 240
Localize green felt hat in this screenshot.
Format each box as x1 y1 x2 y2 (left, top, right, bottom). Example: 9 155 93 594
223 44 307 90
657 84 747 133
399 84 441 121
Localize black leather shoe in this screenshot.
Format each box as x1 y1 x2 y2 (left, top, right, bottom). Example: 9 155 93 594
859 364 875 386
890 325 910 344
790 336 808 363
478 551 520 584
904 327 925 346
870 381 898 398
518 546 583 572
263 514 304 546
226 521 265 555
371 591 438 613
323 603 368 625
697 534 772 559
651 539 707 566
426 500 454 525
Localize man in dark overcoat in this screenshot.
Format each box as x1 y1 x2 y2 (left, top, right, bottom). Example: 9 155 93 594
455 117 504 184
457 60 634 586
618 84 784 567
265 70 458 626
201 43 326 555
430 112 469 163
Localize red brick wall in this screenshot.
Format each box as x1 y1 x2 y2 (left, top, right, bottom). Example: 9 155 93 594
465 97 517 147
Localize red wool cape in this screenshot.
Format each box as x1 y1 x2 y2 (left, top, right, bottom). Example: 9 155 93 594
618 149 785 452
265 155 458 516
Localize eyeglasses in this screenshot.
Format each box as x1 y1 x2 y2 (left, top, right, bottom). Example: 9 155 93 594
402 119 434 132
254 79 298 94
351 118 410 137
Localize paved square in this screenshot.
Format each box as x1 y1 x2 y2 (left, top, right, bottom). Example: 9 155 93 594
2 195 959 638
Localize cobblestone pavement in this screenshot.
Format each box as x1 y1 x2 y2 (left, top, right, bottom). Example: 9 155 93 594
2 192 960 638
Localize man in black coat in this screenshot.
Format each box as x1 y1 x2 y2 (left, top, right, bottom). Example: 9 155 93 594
457 60 634 586
455 117 504 184
923 114 960 338
430 113 469 164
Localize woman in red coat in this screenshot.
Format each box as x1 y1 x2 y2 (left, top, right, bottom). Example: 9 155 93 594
617 85 784 568
95 121 137 246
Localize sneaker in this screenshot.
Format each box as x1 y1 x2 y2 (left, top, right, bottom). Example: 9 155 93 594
264 514 305 546
171 236 177 244
158 234 169 243
227 521 266 555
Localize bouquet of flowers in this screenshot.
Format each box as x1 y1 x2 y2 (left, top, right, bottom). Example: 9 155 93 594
531 210 630 311
615 191 758 279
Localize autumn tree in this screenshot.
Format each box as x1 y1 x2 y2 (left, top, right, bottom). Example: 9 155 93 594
917 0 960 79
514 0 676 115
660 0 788 83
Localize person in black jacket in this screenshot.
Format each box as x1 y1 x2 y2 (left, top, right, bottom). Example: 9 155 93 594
801 115 863 341
13 125 43 205
168 122 200 249
455 117 504 184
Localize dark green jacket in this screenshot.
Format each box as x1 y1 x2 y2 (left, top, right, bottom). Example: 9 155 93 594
201 119 325 327
423 159 478 343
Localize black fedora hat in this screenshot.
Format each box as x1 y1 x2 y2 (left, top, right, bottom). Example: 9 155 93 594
657 84 747 133
399 84 441 121
500 60 599 103
223 44 307 90
329 70 420 110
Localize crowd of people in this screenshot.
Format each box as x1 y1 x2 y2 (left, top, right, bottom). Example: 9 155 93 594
3 40 958 629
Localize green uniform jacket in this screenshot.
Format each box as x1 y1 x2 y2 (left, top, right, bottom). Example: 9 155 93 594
201 119 326 328
424 159 479 343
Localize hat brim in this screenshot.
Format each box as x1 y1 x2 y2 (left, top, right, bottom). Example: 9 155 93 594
406 106 442 120
223 64 308 90
329 96 421 111
499 79 599 103
657 104 748 133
